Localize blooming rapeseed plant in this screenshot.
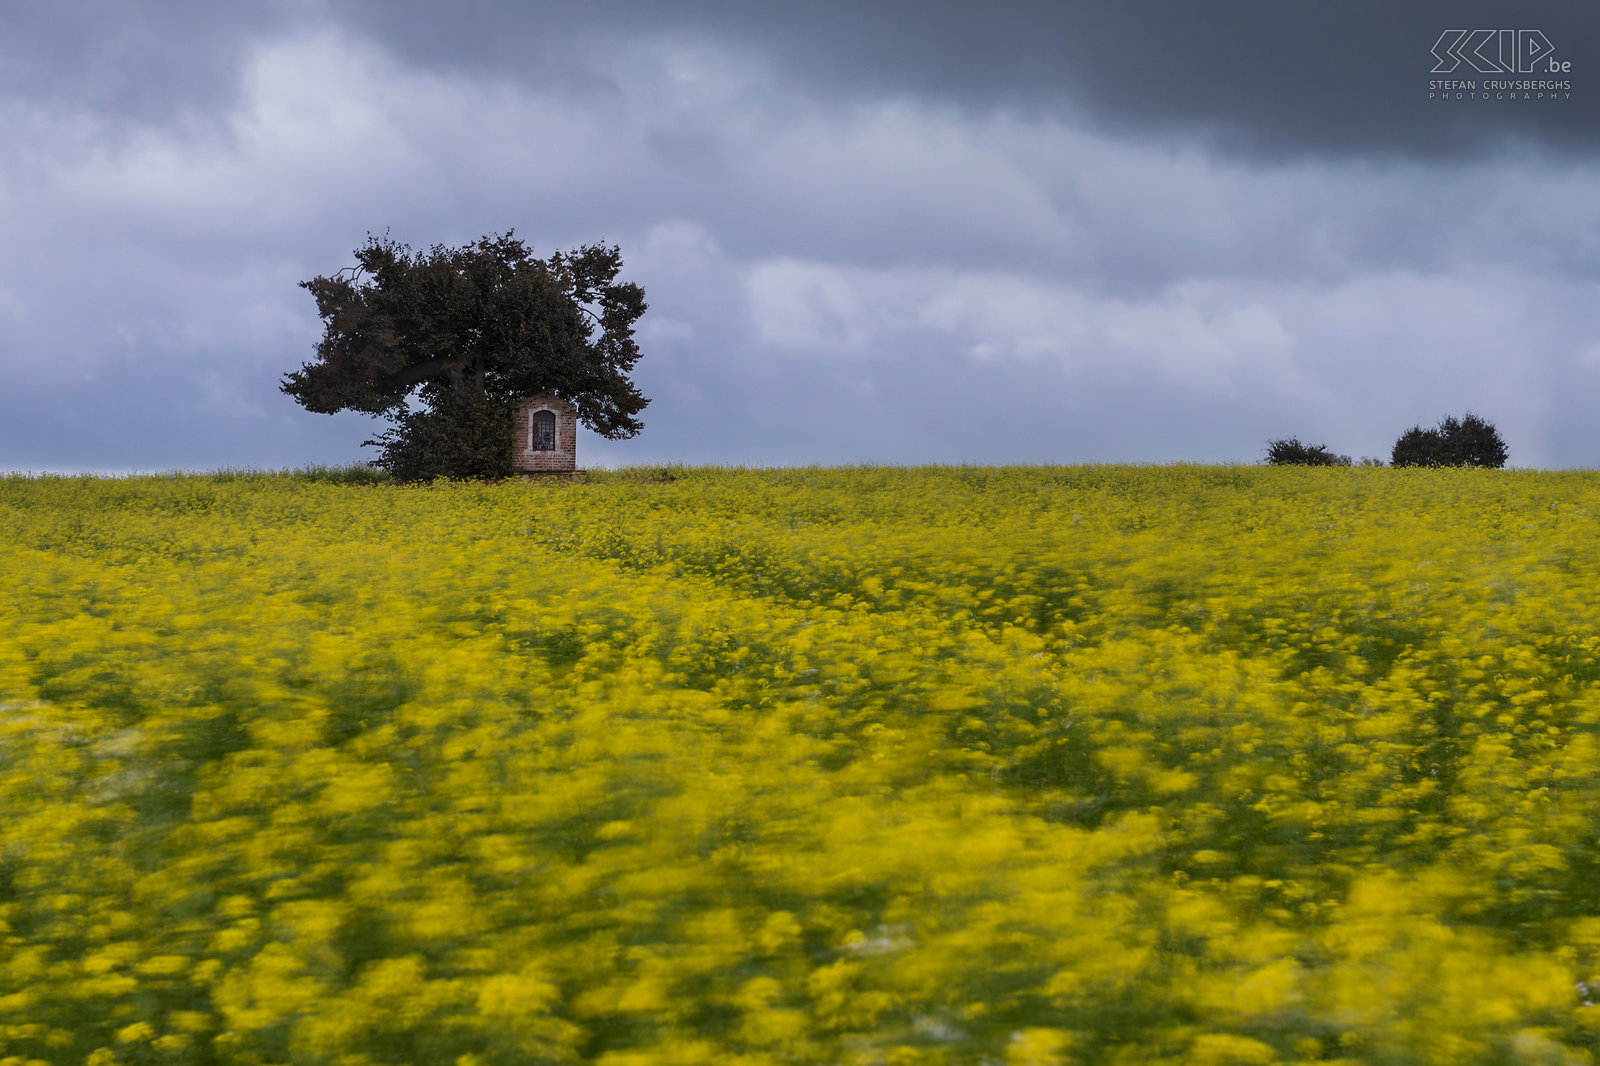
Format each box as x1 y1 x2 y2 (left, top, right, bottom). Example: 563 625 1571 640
2 465 1600 1063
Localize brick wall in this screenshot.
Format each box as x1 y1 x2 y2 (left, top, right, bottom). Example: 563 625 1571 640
510 393 578 473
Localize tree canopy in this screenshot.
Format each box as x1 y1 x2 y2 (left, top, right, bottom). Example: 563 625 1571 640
1390 413 1508 469
282 232 648 478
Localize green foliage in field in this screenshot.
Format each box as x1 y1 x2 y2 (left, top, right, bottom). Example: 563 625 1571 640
1263 439 1351 467
4 465 1600 1065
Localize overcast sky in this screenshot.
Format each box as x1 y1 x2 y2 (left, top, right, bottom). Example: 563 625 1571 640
4 1 1600 471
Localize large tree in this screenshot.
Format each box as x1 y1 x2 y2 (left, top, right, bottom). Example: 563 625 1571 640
283 231 648 478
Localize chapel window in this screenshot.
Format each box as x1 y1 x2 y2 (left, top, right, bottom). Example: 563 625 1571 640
531 409 557 451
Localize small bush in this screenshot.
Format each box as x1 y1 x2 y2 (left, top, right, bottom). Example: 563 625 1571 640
1264 438 1352 466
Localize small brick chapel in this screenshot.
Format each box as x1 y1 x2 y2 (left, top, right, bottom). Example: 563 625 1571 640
511 393 578 474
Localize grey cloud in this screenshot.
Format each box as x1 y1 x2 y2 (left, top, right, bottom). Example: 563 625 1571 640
0 357 375 473
326 0 1600 161
11 1 1598 162
0 1 306 130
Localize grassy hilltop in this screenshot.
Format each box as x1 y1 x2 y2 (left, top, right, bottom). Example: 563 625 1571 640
4 465 1600 1065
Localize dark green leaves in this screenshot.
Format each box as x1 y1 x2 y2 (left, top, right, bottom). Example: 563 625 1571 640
283 231 650 479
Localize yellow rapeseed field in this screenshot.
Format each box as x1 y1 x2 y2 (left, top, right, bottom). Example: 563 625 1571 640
3 464 1600 1065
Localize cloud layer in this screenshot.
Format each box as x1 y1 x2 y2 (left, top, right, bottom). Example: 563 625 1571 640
2 4 1598 470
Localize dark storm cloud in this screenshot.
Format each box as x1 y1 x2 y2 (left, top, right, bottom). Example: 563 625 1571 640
0 1 307 128
327 0 1600 159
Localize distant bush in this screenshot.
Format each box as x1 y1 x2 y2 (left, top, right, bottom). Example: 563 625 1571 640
1391 428 1441 468
1391 413 1508 468
1264 438 1352 466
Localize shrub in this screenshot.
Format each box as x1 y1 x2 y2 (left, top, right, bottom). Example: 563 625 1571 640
1264 438 1352 466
